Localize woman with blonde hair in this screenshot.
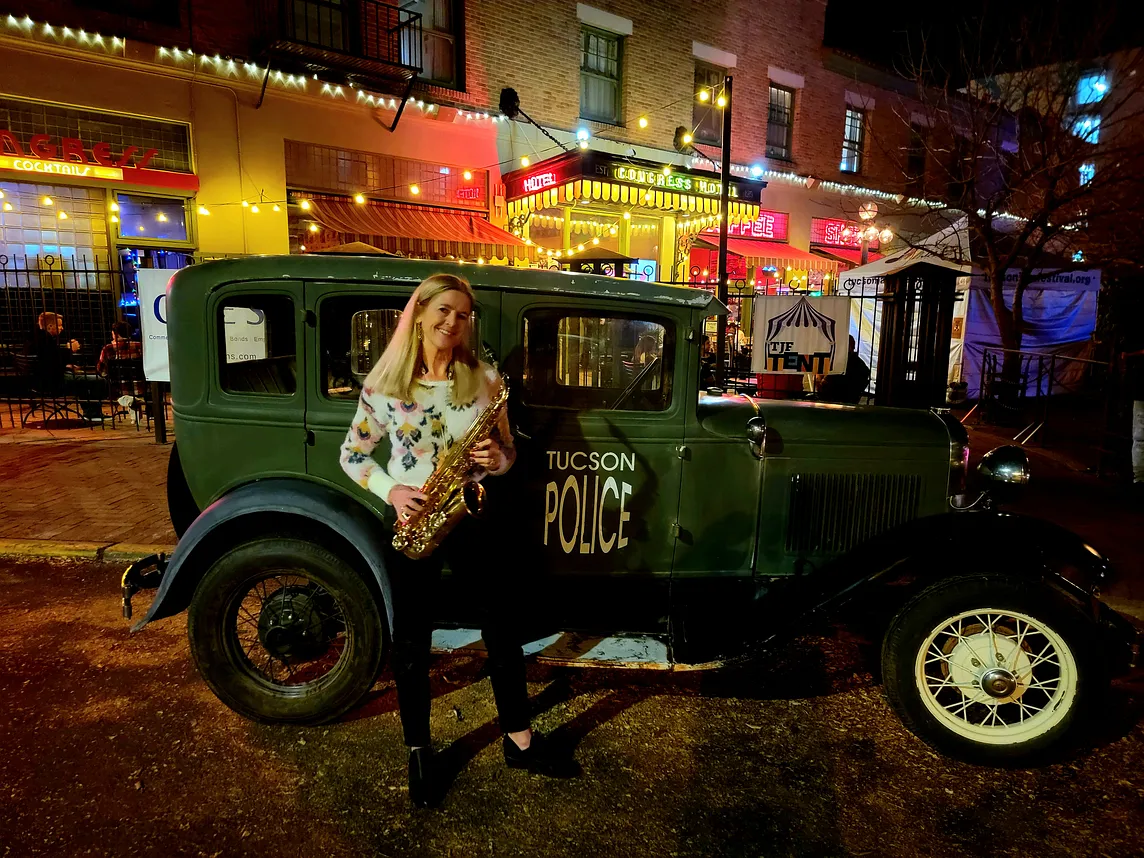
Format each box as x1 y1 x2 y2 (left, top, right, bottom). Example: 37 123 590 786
339 273 578 807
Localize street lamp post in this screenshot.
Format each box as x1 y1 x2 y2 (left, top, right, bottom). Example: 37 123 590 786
847 202 894 266
715 75 733 388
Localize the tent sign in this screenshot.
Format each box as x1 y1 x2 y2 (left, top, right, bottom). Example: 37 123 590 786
751 295 851 374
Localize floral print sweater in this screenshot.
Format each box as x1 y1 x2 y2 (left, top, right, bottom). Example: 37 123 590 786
339 363 514 505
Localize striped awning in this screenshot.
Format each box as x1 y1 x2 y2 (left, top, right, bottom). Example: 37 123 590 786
506 179 759 224
693 236 839 275
811 247 883 268
309 199 535 261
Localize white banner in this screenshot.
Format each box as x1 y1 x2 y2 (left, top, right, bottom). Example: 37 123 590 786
224 307 268 362
751 295 851 374
137 268 173 383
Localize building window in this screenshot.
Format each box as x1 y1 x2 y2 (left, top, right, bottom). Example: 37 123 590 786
694 63 725 145
1079 162 1095 185
408 0 460 87
840 108 865 173
766 85 795 161
1076 71 1109 105
906 123 927 196
77 0 180 26
1071 114 1101 143
580 27 622 125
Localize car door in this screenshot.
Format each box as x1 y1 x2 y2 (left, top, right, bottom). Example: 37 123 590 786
498 294 687 634
303 281 502 513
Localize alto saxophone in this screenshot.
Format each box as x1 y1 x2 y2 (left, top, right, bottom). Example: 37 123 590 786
392 375 511 559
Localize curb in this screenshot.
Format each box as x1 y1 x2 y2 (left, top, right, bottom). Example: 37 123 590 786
0 538 176 563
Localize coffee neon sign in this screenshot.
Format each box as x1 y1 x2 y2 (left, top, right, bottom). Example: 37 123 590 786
705 210 789 241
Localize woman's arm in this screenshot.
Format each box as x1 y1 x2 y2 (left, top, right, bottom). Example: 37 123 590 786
338 396 398 504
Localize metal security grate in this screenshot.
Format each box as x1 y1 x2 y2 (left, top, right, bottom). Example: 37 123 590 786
785 473 921 554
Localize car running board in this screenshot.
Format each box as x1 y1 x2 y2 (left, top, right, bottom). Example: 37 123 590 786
430 628 721 670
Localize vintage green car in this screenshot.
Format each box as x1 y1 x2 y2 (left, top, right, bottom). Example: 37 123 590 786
124 256 1136 766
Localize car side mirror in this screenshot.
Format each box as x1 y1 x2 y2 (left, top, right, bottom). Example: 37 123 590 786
977 445 1030 504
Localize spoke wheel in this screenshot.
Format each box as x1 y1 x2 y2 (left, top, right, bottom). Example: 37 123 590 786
916 608 1076 745
189 537 385 725
882 575 1103 765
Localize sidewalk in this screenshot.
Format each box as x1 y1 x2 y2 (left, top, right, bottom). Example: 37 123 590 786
0 426 175 560
0 423 1138 610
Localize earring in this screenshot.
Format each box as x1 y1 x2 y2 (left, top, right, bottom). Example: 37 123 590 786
415 324 423 341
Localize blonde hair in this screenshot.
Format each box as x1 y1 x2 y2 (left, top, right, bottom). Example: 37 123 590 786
363 273 484 403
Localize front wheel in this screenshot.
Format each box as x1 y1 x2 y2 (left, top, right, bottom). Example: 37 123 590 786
188 537 386 725
882 575 1105 765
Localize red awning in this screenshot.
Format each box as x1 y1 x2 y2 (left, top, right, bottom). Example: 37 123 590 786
811 247 883 268
694 236 838 272
308 199 534 260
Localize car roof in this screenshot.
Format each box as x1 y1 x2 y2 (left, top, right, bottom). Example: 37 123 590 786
171 255 727 313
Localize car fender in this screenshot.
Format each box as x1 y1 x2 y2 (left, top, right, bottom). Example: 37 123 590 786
811 509 1115 620
131 478 393 634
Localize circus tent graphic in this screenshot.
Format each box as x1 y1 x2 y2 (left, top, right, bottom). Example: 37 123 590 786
752 296 850 374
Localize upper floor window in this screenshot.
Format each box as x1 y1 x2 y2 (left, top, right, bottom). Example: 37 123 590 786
580 27 622 125
408 0 461 87
840 108 865 173
906 123 927 196
693 63 725 145
1079 162 1096 185
1072 114 1101 144
766 84 795 161
1076 71 1109 105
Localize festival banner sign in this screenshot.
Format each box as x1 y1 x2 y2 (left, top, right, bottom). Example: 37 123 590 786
751 295 851 374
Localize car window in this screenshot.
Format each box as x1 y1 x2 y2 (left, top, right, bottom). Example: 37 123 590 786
218 294 297 395
522 311 673 411
320 295 483 400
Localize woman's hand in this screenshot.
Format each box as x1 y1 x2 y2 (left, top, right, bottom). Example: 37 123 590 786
470 437 503 471
390 485 427 524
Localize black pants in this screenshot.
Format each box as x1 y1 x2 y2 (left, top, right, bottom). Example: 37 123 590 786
387 513 531 748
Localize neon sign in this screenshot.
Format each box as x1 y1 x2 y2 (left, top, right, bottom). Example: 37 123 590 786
705 209 789 241
811 217 879 249
522 172 558 193
0 156 123 181
609 165 738 199
455 186 483 200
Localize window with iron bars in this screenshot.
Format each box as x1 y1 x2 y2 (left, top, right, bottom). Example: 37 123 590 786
766 84 794 160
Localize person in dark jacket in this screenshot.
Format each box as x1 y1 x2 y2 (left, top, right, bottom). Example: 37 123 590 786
25 312 104 421
817 336 871 404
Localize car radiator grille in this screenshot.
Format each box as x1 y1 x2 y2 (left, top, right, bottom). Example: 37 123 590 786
785 473 922 554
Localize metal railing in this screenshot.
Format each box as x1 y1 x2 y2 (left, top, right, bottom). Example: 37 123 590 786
966 346 1112 448
262 0 423 72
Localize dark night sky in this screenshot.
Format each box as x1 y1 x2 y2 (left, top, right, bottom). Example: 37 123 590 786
823 1 1144 81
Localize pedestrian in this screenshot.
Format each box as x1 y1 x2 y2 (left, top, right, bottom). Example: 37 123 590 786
1121 345 1144 499
817 335 871 404
338 273 579 808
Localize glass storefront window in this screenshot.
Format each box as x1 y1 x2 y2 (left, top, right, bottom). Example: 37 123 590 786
115 193 190 243
0 181 109 261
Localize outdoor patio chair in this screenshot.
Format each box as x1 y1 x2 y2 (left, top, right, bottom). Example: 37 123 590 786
12 352 89 427
105 356 150 430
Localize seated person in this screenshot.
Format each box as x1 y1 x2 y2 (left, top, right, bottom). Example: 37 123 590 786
816 336 871 404
97 321 143 376
24 312 105 421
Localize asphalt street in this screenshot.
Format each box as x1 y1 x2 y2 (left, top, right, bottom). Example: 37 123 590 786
2 557 1144 858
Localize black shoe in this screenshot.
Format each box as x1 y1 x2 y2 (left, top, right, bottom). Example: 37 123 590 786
408 747 441 808
503 732 581 778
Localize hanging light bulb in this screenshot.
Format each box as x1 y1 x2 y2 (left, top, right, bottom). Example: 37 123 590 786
879 228 894 244
610 226 618 235
716 94 727 108
682 132 693 145
42 196 54 206
623 212 631 220
241 200 249 207
58 211 68 220
520 156 530 167
309 223 319 233
638 116 649 129
251 204 260 214
197 205 210 216
157 212 168 222
354 193 366 204
272 204 281 212
410 184 420 195
299 199 312 211
110 214 118 223
662 166 671 176
2 202 12 212
109 201 118 211
592 237 600 245
463 170 473 181
698 90 710 102
0 190 5 199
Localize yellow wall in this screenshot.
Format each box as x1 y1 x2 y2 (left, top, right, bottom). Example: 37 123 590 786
0 39 501 257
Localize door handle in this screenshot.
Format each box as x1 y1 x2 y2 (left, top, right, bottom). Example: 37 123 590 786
304 430 316 446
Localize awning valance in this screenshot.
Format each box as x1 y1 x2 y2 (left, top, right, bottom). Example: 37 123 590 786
811 247 883 268
692 237 839 274
507 180 759 224
309 199 535 260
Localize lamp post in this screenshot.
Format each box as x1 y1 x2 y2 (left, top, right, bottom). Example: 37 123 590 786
715 75 733 388
847 202 895 266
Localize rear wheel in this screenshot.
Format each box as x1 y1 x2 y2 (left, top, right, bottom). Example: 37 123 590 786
882 575 1104 765
188 537 385 724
